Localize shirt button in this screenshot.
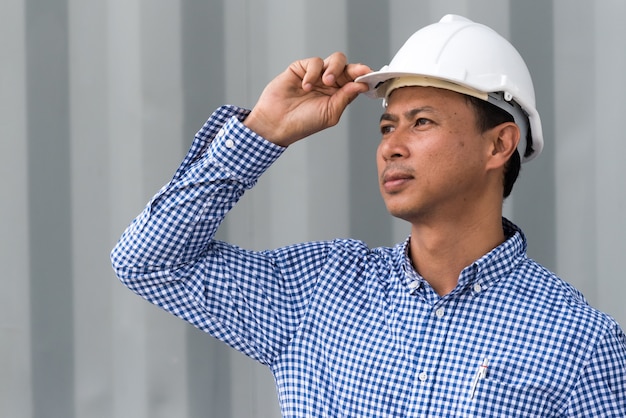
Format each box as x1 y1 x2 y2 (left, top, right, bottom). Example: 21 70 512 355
408 280 420 291
473 283 483 293
225 139 235 149
435 308 445 318
418 372 428 382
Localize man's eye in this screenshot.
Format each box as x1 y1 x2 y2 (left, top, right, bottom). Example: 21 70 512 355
380 125 394 134
415 118 431 127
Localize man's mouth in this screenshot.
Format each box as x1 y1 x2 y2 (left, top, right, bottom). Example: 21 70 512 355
381 169 414 192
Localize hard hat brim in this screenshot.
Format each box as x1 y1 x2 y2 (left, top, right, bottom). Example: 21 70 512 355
356 72 489 102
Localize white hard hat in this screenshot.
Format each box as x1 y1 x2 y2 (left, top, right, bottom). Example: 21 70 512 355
356 14 543 163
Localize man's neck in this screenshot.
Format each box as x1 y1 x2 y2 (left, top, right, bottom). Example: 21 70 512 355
408 211 505 296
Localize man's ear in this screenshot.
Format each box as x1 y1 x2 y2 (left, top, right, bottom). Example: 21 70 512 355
486 122 520 170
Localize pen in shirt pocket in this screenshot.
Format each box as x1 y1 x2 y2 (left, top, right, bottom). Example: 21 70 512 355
468 357 488 399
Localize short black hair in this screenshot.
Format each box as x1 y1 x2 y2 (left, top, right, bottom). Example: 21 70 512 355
464 95 527 198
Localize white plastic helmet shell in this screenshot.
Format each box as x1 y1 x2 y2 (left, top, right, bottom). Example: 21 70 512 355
356 14 543 163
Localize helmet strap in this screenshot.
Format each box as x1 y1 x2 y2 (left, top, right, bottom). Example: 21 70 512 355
487 92 530 157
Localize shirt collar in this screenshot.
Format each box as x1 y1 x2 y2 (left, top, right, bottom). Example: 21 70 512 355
395 217 527 295
462 217 527 293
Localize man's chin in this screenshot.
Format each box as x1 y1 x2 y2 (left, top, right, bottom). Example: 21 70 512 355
386 206 416 223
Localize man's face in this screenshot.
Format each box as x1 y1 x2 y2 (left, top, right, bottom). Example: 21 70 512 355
376 86 491 224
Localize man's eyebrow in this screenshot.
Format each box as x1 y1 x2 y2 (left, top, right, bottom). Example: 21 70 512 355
380 113 398 123
379 106 436 123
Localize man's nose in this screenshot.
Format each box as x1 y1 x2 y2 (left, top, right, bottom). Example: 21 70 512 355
379 131 409 161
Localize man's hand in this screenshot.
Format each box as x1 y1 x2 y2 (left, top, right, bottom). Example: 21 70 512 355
244 52 372 147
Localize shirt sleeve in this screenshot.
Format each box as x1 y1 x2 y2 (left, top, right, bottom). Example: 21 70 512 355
110 105 331 365
564 321 626 416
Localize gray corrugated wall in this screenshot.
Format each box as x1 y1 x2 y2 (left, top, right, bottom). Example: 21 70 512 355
1 0 624 416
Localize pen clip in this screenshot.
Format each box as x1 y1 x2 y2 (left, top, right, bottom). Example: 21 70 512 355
469 358 488 399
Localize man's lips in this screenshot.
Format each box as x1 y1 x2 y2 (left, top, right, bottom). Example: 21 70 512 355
381 169 415 192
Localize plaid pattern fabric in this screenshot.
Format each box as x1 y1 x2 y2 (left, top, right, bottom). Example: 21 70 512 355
111 105 626 417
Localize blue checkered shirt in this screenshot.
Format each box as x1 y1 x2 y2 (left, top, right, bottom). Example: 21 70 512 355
111 105 626 417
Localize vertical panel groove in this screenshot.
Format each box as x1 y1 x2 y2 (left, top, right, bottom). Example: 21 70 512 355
25 0 75 416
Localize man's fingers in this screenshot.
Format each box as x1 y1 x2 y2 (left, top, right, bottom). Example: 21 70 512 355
326 58 373 88
301 53 347 89
296 53 372 91
329 81 369 117
346 62 373 81
299 57 325 91
322 52 348 86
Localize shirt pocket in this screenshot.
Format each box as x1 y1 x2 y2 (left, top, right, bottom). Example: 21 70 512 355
454 377 556 417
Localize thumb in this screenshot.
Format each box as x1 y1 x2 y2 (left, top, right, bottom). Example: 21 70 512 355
327 82 368 124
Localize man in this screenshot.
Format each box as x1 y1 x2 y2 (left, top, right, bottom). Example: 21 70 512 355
111 15 626 416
